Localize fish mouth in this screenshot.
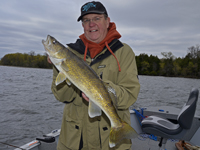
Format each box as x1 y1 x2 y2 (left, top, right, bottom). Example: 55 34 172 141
42 35 51 46
42 39 46 45
42 35 52 53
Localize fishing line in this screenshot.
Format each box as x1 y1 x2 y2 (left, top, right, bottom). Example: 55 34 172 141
0 141 25 150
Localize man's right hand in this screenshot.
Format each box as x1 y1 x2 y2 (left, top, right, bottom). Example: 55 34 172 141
47 55 52 64
82 92 89 102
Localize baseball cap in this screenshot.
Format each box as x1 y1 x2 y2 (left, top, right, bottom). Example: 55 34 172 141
77 1 108 22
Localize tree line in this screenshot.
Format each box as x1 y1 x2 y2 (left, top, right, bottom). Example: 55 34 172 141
136 45 200 78
0 51 52 69
0 45 200 78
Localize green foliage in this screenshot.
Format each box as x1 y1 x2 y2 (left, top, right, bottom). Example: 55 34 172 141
136 45 200 78
136 53 160 75
0 51 52 69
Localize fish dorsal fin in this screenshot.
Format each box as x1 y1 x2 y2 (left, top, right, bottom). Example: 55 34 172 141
103 82 118 109
55 72 67 86
88 100 102 118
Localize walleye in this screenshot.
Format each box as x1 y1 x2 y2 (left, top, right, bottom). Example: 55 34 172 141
42 35 137 148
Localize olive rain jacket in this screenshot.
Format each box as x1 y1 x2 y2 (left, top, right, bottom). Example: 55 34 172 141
51 38 140 150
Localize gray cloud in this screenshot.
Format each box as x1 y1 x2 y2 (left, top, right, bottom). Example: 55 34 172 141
0 0 199 59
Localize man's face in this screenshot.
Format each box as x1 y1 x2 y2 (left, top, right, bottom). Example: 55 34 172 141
82 14 110 43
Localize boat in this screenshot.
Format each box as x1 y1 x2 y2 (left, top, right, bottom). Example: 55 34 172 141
14 88 200 150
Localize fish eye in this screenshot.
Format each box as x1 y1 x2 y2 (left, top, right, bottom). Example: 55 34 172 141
53 40 56 44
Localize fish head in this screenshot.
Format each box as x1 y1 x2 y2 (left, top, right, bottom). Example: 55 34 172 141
42 35 65 58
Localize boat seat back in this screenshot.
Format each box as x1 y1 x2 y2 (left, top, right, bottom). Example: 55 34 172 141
141 88 199 139
177 88 199 129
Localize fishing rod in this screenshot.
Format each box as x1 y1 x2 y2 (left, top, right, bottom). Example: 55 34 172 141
0 141 26 150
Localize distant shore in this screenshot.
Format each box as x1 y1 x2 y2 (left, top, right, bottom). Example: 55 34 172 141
1 48 200 79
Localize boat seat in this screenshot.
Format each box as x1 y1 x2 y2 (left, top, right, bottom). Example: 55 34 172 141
141 88 199 149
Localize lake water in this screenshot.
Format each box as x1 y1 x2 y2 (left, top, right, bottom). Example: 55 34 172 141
0 66 200 150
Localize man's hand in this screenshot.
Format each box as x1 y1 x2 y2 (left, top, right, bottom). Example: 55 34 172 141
82 92 89 102
47 55 52 64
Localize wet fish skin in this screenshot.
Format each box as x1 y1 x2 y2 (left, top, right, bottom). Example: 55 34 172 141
42 35 137 147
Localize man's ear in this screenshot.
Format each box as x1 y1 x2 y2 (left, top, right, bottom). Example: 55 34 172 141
107 17 110 28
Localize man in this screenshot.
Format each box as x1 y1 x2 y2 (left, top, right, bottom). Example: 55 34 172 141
51 1 140 150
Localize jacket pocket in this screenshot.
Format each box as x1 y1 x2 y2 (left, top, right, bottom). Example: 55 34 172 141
60 116 82 150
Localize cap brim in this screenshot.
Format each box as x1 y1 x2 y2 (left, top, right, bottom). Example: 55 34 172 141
77 11 105 22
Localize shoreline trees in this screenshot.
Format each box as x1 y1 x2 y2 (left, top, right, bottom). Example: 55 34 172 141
0 51 52 69
0 45 200 78
136 45 200 78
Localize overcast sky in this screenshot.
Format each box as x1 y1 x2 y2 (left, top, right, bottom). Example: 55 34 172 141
0 0 200 59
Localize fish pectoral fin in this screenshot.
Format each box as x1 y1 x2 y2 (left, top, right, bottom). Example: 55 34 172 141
88 100 102 118
55 72 67 86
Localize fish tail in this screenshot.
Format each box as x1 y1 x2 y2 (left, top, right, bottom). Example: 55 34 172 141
109 121 138 148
